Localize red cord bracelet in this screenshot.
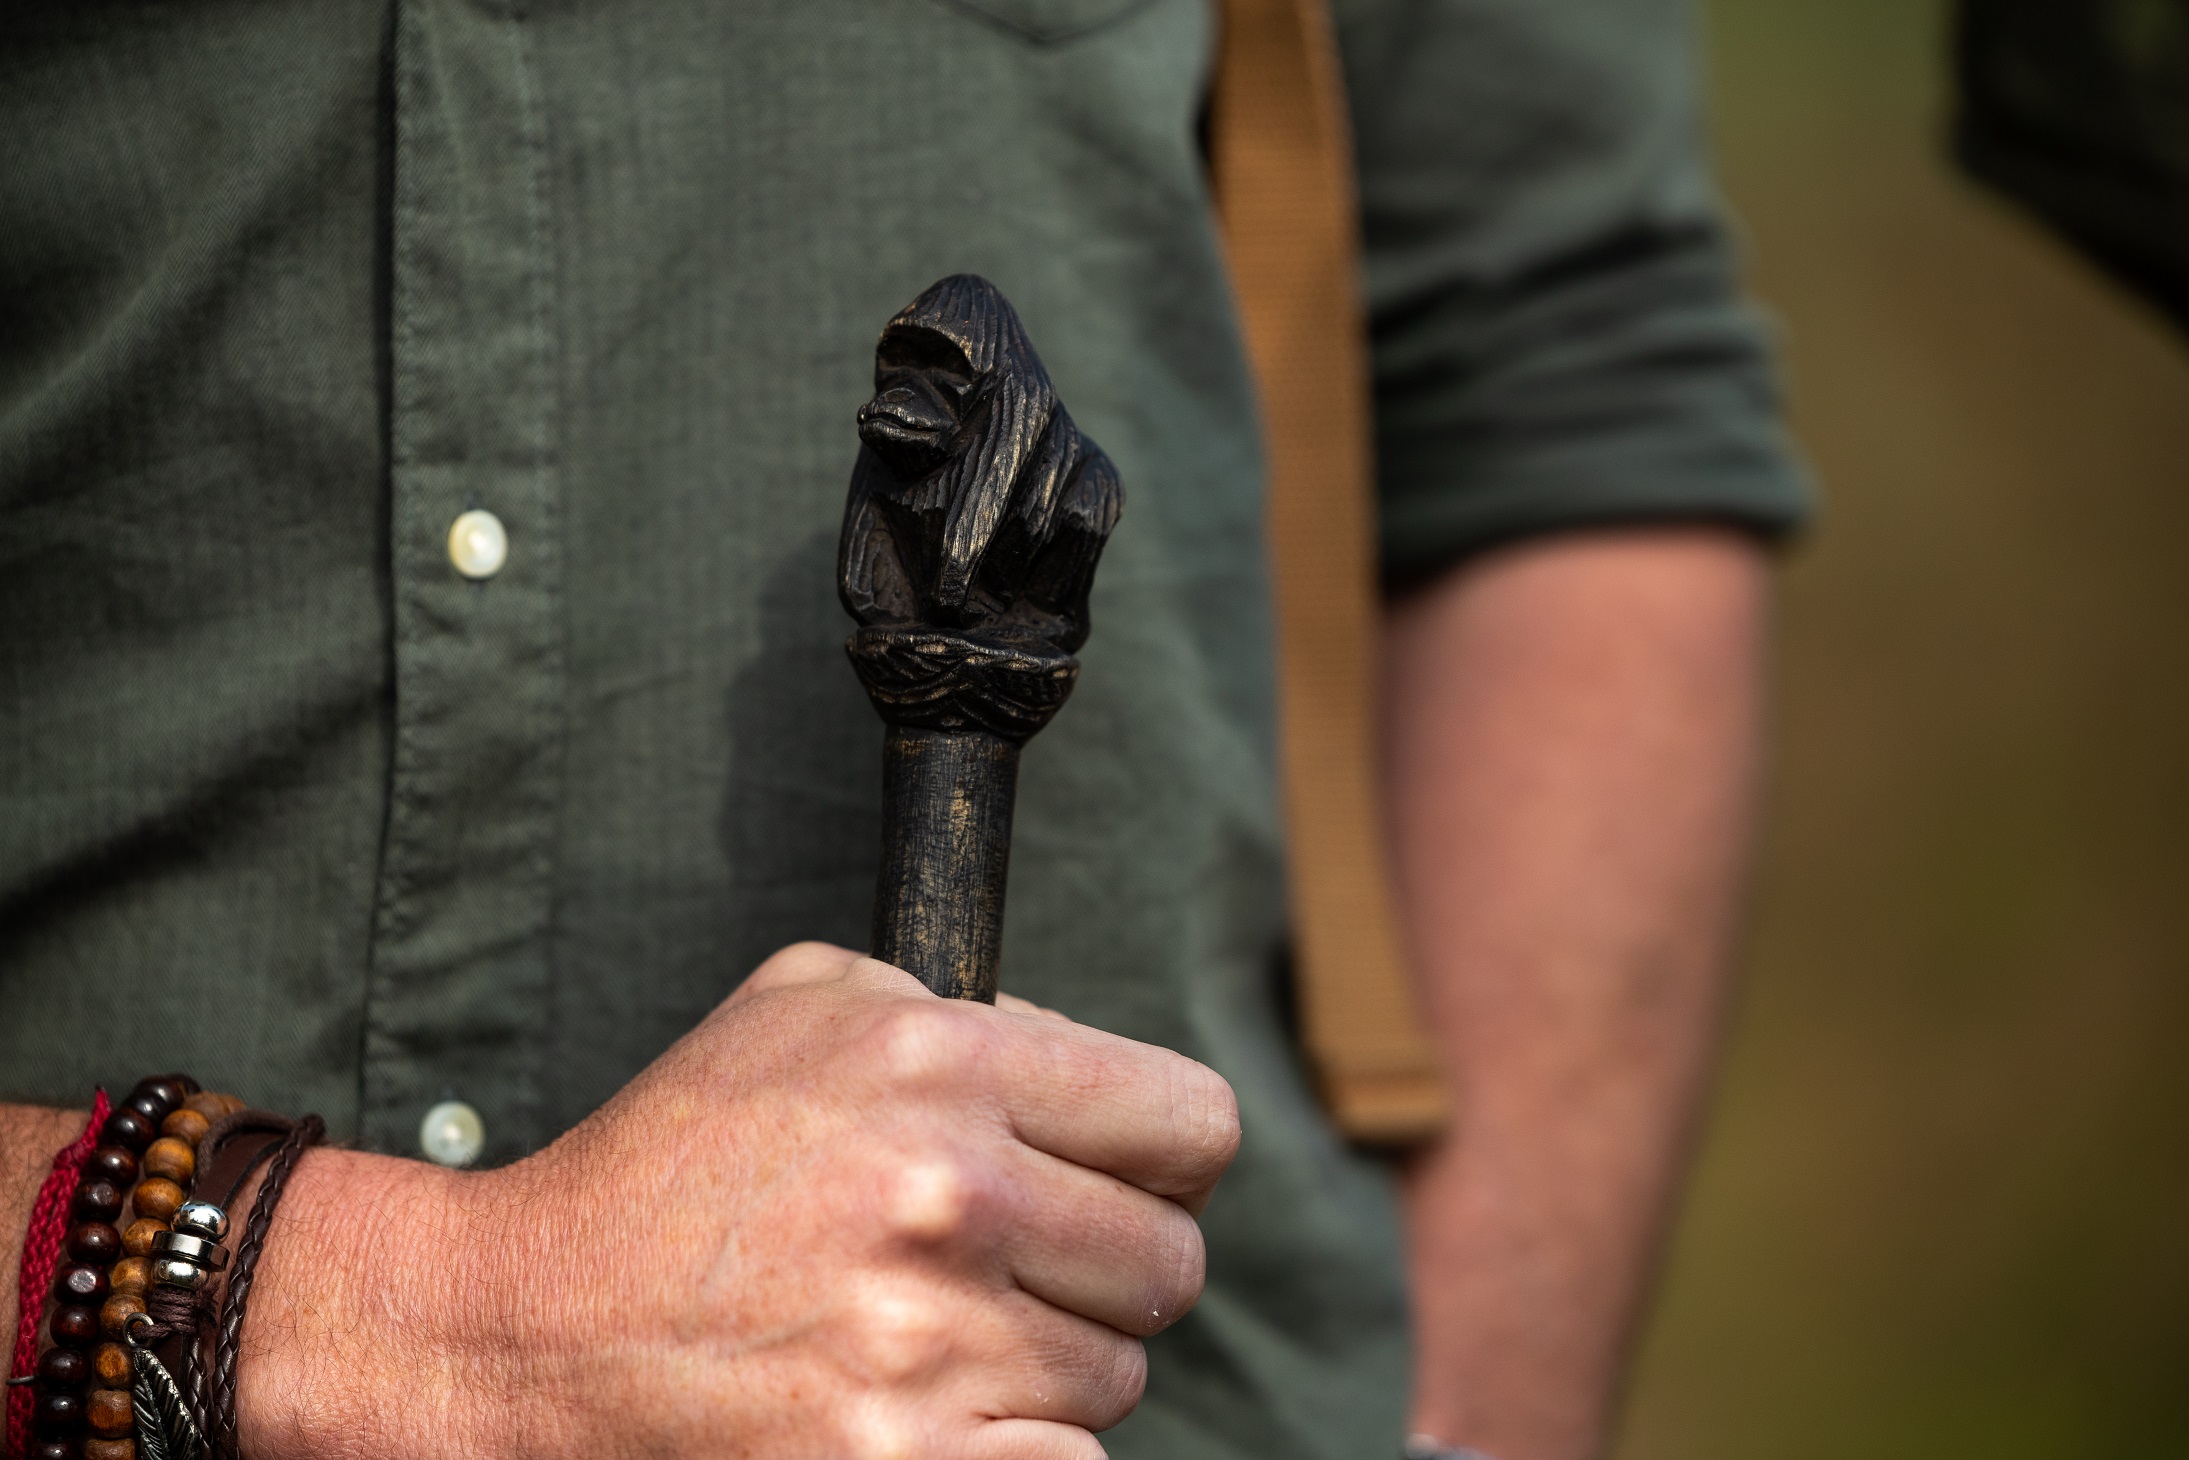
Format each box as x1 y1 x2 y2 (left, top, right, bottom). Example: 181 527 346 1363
6 1089 109 1460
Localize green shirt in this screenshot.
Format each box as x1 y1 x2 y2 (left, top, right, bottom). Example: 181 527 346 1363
0 1 1805 1454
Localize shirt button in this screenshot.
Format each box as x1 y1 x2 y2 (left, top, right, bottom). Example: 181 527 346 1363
447 509 508 579
419 1100 486 1167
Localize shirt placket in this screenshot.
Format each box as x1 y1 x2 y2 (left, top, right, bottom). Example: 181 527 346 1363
364 0 564 1166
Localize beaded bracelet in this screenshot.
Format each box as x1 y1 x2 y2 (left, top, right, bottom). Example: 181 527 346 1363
11 1075 248 1460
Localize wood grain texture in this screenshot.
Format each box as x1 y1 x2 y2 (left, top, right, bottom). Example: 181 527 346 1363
871 728 1020 1003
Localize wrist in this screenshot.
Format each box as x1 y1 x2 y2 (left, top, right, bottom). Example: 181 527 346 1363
237 1146 524 1460
2 1107 93 1368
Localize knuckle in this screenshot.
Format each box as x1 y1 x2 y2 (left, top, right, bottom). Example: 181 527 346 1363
1170 1060 1242 1175
839 1398 923 1460
848 1283 955 1385
1141 1210 1207 1333
1061 1433 1109 1460
1084 1335 1148 1430
882 1154 976 1243
1107 1203 1205 1336
863 1003 988 1086
750 940 853 989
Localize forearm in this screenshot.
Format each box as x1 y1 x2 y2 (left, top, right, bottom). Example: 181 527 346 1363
1383 528 1770 1460
1 1103 97 1367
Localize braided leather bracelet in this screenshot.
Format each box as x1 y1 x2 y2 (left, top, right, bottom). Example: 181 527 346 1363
209 1115 323 1460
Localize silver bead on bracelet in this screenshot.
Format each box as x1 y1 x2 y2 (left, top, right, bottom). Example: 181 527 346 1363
149 1200 231 1291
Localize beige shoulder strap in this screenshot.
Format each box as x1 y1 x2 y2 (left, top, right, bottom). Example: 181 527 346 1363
1209 0 1447 1142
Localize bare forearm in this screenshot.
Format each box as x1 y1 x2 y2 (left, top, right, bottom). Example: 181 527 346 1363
1 1103 97 1369
1384 528 1770 1460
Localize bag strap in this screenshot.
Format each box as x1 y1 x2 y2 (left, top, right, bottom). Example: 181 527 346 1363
1208 0 1446 1142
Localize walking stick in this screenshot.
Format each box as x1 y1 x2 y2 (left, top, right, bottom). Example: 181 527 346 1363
839 276 1124 1002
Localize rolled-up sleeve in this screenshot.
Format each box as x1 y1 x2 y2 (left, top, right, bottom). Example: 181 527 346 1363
1336 0 1813 585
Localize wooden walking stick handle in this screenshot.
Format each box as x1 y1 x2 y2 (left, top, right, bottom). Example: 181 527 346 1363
839 275 1124 1002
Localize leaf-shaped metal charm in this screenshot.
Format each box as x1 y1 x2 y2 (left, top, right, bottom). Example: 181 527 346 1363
130 1344 205 1460
132 1371 169 1460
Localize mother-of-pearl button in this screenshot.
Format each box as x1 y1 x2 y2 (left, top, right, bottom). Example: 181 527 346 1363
419 1100 486 1167
447 509 508 579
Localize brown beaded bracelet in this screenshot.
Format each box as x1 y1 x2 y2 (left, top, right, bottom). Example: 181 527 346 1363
24 1074 251 1460
26 1074 179 1460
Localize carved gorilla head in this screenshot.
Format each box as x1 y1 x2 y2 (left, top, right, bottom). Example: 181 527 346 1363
839 275 1123 659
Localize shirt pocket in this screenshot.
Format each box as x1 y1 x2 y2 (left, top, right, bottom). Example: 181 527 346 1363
935 0 1162 43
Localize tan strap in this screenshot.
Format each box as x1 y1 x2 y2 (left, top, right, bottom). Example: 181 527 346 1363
1208 0 1446 1142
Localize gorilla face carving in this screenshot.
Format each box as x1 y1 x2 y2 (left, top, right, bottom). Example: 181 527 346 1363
840 275 1123 666
857 323 974 482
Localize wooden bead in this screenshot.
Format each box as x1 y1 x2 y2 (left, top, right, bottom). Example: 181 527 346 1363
86 1147 138 1185
120 1220 167 1258
85 1441 136 1460
107 1257 150 1297
86 1389 133 1440
98 1294 145 1340
66 1223 119 1265
130 1078 187 1119
158 1108 210 1146
99 1109 154 1152
37 1346 90 1390
181 1092 243 1121
140 1138 194 1185
123 1094 169 1130
73 1179 124 1225
32 1390 84 1435
53 1263 109 1306
131 1179 184 1223
50 1303 100 1348
91 1343 134 1389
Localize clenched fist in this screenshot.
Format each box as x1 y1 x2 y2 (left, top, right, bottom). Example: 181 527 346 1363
235 943 1241 1459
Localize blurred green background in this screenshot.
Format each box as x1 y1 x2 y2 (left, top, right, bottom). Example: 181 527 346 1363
1614 1 2189 1456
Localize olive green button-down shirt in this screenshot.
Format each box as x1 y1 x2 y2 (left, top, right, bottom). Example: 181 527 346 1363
1 1 1805 1453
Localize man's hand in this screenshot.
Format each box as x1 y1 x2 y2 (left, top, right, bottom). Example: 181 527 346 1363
232 943 1239 1460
